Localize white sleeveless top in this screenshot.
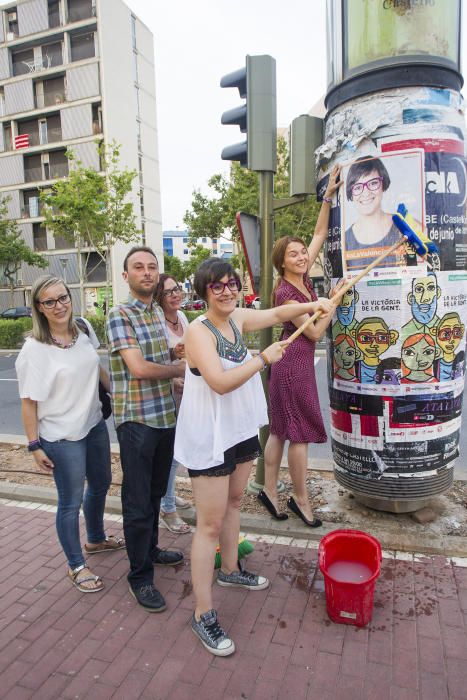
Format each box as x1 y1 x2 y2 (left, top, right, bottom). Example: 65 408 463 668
174 318 268 470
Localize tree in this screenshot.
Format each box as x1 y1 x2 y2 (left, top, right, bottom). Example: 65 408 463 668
41 141 140 313
182 245 211 295
0 197 47 305
163 253 185 282
183 136 322 247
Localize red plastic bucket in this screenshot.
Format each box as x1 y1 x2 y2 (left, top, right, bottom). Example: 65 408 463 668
318 529 382 627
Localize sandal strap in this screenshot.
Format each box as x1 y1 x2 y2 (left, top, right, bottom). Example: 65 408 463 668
74 574 102 585
69 564 87 580
105 535 124 545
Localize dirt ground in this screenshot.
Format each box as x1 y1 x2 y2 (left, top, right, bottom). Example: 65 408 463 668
1 443 466 537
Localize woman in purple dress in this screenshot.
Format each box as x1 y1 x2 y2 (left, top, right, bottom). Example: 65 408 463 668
258 165 342 526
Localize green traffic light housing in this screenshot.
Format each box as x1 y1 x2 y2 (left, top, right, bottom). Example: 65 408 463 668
220 55 277 172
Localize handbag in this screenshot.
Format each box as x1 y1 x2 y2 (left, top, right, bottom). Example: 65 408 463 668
75 317 112 420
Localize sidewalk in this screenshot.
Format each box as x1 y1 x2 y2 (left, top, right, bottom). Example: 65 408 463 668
0 499 466 699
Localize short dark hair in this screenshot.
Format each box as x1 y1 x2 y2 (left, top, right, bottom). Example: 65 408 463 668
194 257 240 301
123 246 158 271
346 156 391 201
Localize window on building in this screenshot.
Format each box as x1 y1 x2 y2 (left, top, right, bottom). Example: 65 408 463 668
49 150 68 178
202 237 207 243
24 154 42 183
42 41 63 69
68 0 93 22
132 51 138 84
183 237 188 243
183 249 189 255
12 48 34 77
92 104 102 135
131 15 137 49
48 0 60 28
23 190 41 218
33 223 47 251
0 88 5 117
6 9 19 39
70 31 95 62
85 252 106 282
3 124 12 151
46 113 62 143
35 76 66 109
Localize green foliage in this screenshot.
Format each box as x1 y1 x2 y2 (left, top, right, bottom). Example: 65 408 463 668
184 310 206 323
163 254 185 282
182 245 211 289
15 317 32 333
0 319 26 348
83 314 106 345
0 196 47 300
183 136 322 246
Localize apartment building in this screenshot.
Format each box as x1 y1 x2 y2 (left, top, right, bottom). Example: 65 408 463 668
0 0 163 311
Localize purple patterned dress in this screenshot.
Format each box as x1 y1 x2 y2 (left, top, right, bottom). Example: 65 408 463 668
269 276 327 444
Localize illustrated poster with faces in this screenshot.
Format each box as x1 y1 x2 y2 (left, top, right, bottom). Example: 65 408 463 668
330 269 467 397
340 150 425 276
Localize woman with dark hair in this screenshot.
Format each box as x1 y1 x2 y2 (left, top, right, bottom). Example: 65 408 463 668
259 165 342 526
174 257 333 656
15 275 123 594
345 155 404 271
153 273 191 534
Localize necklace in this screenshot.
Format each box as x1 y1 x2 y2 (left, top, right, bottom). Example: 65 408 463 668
164 315 179 329
51 332 78 349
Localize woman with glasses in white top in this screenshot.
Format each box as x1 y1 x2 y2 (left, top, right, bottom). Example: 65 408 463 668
15 275 124 594
154 273 191 534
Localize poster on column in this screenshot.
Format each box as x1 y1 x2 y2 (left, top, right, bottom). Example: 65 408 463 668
379 135 467 272
330 269 467 396
340 150 425 275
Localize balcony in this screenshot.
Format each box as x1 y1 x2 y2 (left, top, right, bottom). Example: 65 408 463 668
35 77 66 110
70 31 95 62
24 166 43 183
21 199 43 218
49 161 68 178
33 224 48 251
48 0 61 28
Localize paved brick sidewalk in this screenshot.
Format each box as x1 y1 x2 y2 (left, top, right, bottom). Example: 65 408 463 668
0 500 466 700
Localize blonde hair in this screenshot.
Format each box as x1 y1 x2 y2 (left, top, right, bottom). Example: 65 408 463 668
31 275 76 344
271 236 307 306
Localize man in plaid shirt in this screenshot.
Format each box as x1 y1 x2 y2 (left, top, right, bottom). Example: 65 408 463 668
107 246 185 612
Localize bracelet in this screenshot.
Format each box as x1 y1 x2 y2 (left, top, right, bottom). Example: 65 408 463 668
28 439 42 453
323 196 332 204
259 351 271 369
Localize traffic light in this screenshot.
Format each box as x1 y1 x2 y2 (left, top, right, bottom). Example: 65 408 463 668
220 55 277 172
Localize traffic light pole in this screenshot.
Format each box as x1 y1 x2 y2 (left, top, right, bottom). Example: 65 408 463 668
248 170 274 493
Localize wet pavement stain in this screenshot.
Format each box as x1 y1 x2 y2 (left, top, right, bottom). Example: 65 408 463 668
178 580 193 600
279 620 287 629
277 554 317 592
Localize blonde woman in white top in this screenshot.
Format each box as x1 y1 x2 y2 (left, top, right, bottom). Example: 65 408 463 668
174 258 333 657
15 275 124 594
154 273 191 534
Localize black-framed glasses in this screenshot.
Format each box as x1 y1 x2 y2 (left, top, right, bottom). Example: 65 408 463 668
207 278 241 295
38 293 71 309
351 176 383 198
162 285 183 297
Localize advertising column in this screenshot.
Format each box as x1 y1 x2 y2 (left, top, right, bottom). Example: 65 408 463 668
320 0 465 511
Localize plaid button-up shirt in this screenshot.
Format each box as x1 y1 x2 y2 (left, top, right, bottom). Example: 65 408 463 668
107 294 176 430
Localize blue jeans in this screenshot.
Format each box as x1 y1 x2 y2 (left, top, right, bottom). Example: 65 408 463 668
160 458 180 514
117 422 175 588
41 419 111 570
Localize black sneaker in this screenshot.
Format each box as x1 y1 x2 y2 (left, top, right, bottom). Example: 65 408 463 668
191 609 235 657
129 583 167 612
151 547 184 566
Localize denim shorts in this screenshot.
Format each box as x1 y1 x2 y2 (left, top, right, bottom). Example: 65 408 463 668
188 435 261 478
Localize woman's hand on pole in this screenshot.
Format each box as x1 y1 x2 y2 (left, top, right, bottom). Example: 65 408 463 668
329 278 348 302
312 297 335 319
324 164 343 199
263 340 290 365
33 449 54 473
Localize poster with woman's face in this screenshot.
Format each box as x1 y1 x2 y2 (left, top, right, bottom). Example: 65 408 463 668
341 149 425 274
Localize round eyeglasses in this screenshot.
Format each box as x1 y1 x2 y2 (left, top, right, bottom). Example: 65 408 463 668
38 293 71 309
351 176 383 198
207 278 241 295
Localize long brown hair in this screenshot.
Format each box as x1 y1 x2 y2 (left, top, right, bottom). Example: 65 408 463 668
271 236 307 306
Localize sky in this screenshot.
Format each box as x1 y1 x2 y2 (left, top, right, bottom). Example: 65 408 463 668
124 0 328 231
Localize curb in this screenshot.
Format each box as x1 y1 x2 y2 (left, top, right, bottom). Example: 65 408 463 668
1 480 466 558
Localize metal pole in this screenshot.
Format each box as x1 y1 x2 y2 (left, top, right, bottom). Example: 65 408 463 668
248 170 274 493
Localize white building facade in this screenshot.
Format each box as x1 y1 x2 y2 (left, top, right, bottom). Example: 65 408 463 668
0 0 163 310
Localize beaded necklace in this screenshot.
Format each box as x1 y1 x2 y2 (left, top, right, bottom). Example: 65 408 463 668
50 331 78 349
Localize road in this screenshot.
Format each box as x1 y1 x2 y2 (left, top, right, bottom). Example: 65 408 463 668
1 353 466 478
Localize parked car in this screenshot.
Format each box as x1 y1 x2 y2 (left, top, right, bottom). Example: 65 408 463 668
245 295 261 309
181 299 207 312
250 297 261 310
0 306 32 319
